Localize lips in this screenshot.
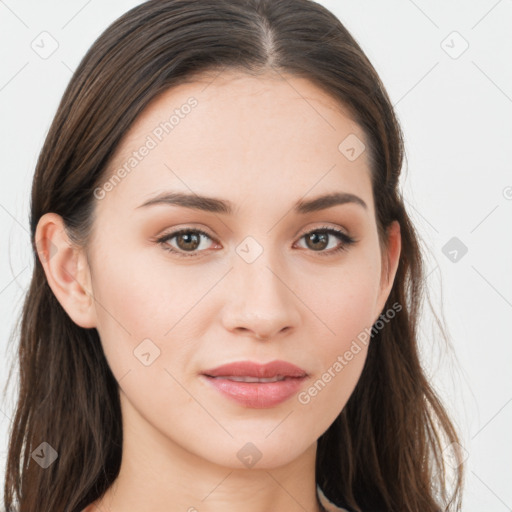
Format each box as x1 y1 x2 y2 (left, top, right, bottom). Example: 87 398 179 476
200 360 308 408
202 360 308 379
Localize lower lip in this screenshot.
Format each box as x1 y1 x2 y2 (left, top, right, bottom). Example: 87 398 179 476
201 375 307 408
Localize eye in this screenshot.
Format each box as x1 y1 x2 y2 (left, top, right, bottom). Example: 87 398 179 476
156 228 218 258
294 226 357 256
156 225 357 258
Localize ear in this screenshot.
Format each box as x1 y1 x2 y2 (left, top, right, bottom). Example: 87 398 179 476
34 213 97 329
373 220 401 322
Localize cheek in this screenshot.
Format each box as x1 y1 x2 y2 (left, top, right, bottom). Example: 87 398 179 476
89 248 192 372
294 285 374 432
295 250 381 346
292 255 380 418
89 242 229 389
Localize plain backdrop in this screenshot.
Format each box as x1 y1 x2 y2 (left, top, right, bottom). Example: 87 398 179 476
1 1 511 510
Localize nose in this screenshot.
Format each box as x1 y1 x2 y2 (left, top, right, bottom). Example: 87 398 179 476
220 252 301 342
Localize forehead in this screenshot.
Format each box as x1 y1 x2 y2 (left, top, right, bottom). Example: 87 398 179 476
97 69 373 217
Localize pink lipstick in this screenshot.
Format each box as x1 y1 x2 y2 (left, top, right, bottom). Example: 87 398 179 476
200 360 308 408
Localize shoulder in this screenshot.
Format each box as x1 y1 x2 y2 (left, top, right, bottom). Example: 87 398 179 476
317 484 352 512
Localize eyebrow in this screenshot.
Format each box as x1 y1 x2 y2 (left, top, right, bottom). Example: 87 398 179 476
136 191 367 214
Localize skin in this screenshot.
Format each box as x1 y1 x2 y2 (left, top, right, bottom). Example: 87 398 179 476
36 69 401 512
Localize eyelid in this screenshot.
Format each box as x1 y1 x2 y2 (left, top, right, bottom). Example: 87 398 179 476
154 223 217 243
158 221 351 240
295 222 350 238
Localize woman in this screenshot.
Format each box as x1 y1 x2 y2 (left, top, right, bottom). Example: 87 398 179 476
2 0 465 511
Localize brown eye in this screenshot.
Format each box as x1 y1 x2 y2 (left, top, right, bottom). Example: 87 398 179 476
157 228 216 258
175 232 201 251
304 231 329 251
156 226 357 259
296 227 357 256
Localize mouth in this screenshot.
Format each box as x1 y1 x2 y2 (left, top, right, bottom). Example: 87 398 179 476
200 360 308 408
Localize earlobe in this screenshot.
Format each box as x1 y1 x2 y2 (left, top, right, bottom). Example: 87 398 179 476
34 213 97 329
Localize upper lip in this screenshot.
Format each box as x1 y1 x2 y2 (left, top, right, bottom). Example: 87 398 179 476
202 360 308 378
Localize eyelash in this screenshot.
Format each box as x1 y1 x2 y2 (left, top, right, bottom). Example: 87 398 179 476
156 225 357 259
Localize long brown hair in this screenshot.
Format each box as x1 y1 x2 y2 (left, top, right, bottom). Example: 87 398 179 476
2 0 464 510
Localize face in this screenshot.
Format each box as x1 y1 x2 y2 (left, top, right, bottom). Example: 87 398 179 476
62 70 400 469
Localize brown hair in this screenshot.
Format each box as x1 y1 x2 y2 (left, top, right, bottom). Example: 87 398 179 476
2 0 464 510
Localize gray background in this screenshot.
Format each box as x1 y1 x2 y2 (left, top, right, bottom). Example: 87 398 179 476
1 0 511 510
